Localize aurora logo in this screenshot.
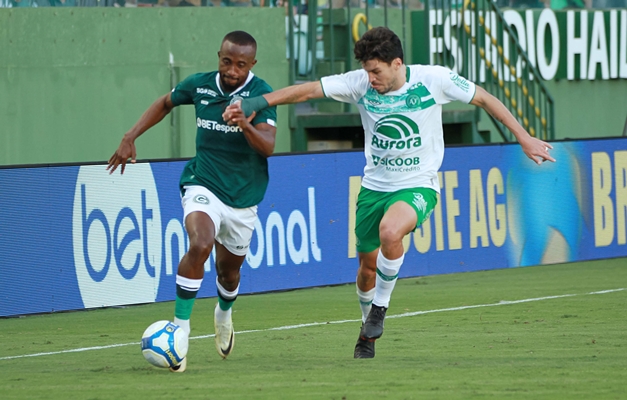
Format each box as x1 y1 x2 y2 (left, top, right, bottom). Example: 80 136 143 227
374 115 419 139
371 115 422 151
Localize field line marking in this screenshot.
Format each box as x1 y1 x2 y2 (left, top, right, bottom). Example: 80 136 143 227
1 287 623 361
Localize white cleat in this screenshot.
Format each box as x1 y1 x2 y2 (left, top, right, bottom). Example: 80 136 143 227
214 305 235 359
169 357 186 373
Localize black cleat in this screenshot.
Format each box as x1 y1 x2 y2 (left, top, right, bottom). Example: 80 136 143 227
361 304 387 339
354 335 376 359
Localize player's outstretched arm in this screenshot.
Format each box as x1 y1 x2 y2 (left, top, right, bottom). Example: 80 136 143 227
470 86 556 165
263 80 325 107
223 81 324 121
107 93 175 174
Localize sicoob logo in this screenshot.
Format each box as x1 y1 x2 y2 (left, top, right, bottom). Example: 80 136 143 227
72 164 162 308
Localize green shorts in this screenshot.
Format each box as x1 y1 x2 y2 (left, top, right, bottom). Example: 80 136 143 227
355 186 438 254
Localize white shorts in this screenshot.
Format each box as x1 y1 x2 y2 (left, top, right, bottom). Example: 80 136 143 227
181 185 258 257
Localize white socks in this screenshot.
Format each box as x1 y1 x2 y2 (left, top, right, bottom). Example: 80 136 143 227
372 252 403 309
356 285 375 323
214 305 232 324
176 275 203 292
215 278 239 324
174 317 191 336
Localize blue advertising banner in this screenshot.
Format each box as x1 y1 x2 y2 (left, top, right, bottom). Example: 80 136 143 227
1 138 626 317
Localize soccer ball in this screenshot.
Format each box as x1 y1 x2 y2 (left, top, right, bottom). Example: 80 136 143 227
140 320 189 368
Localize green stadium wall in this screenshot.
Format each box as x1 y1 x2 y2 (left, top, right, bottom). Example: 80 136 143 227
0 8 290 166
2 8 626 166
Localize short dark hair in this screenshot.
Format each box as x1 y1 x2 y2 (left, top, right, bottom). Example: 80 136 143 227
222 31 257 50
353 27 403 64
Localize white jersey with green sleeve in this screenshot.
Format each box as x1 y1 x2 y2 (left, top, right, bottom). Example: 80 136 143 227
320 65 476 193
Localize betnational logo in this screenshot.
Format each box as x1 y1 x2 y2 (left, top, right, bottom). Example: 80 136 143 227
70 165 325 309
371 114 422 151
72 164 162 308
246 187 322 268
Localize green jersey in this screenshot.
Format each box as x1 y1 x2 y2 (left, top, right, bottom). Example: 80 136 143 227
170 72 277 208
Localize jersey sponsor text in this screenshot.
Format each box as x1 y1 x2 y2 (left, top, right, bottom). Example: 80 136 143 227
196 118 242 133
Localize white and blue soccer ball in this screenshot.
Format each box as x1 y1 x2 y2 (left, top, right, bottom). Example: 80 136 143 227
141 320 189 368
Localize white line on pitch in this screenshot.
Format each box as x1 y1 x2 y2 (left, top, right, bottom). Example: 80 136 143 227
1 288 623 361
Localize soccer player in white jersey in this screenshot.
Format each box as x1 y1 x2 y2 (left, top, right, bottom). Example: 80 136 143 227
224 27 555 358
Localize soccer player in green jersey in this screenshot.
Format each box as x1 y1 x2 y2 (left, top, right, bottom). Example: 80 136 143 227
107 31 278 371
223 27 555 359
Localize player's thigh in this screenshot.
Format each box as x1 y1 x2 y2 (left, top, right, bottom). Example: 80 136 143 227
384 187 438 230
355 188 387 254
181 185 225 237
184 211 216 248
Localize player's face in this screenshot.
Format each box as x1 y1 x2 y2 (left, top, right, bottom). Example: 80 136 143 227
362 58 403 94
217 41 257 92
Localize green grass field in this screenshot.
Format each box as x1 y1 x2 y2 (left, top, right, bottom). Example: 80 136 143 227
1 258 626 399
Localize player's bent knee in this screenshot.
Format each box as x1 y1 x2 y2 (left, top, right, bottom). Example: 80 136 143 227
187 240 213 262
217 268 241 286
378 226 404 248
358 263 377 279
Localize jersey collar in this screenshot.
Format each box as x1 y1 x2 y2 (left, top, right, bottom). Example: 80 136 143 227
215 71 255 96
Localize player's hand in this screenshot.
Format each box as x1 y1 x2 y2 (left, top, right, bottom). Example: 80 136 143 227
223 102 242 124
521 136 556 165
223 96 268 123
106 136 137 175
223 101 256 127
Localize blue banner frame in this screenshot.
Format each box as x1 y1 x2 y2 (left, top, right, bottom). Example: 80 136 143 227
1 138 626 316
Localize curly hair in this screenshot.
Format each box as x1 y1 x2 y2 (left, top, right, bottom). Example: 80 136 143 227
353 27 404 64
